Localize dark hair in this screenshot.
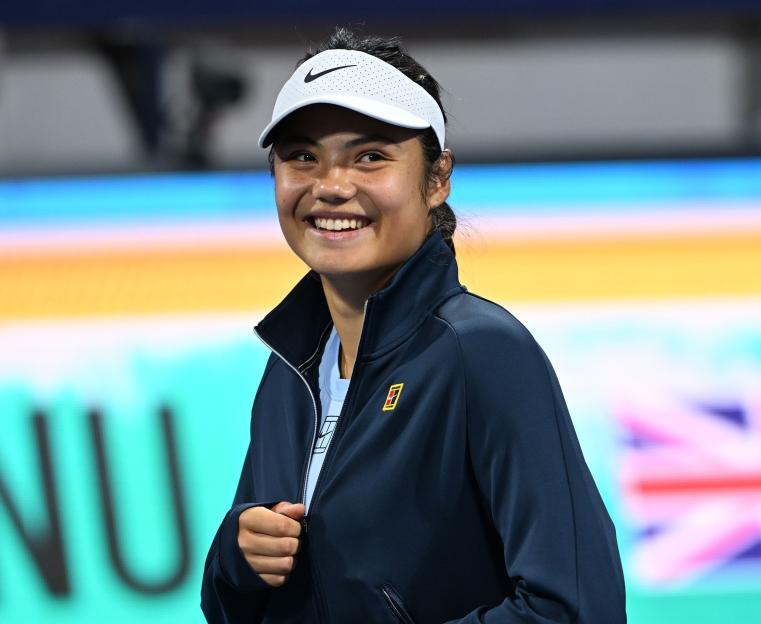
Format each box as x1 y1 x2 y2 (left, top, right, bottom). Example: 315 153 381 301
268 27 457 255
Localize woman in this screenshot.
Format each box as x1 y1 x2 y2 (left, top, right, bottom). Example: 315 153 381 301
201 28 626 623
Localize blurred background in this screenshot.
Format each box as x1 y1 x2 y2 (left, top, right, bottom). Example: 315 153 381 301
1 2 761 623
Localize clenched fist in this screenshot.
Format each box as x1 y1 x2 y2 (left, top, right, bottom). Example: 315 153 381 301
237 501 305 587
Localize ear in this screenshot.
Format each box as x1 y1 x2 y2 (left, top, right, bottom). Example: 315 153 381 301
426 149 453 208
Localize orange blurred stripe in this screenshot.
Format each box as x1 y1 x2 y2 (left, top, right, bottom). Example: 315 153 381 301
458 232 761 303
0 247 305 320
1 233 760 320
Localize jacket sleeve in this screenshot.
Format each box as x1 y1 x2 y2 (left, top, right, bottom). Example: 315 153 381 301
446 319 627 623
200 443 279 623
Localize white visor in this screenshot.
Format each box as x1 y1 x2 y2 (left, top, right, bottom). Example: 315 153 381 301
258 49 445 151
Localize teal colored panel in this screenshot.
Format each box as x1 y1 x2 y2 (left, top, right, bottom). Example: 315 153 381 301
0 332 270 623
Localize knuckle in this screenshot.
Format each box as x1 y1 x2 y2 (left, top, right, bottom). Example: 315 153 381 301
244 554 259 572
278 517 291 535
280 538 297 556
237 532 251 552
240 507 261 530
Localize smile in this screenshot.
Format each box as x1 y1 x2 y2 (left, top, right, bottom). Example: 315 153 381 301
308 216 371 232
305 216 372 241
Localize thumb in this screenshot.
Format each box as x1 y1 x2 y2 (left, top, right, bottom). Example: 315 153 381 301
271 501 306 520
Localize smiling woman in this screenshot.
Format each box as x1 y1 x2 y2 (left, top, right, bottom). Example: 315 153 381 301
271 105 451 300
200 27 627 624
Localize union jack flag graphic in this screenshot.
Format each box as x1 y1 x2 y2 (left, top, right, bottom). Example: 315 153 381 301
618 392 761 589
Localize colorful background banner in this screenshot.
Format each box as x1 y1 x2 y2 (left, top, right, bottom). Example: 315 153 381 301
1 159 760 623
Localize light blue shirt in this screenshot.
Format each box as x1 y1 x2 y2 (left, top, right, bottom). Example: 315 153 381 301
304 326 350 513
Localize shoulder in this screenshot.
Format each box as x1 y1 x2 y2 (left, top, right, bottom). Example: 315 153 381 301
433 290 542 360
255 352 288 393
432 292 564 430
432 290 557 402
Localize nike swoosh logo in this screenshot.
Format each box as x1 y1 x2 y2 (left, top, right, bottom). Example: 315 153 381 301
304 64 357 83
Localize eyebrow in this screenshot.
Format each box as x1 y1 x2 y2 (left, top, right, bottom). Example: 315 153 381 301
277 133 397 149
277 135 318 147
344 134 396 148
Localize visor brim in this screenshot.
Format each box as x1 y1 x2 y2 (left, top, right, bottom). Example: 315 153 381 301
258 93 434 149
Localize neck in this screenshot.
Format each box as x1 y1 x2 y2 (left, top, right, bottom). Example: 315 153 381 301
320 268 398 378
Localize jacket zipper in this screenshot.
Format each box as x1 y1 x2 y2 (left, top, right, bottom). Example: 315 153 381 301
381 584 416 624
305 299 369 515
294 301 368 623
253 323 331 516
253 306 368 624
252 328 327 622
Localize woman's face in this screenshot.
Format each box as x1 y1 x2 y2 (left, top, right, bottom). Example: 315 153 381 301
272 104 450 284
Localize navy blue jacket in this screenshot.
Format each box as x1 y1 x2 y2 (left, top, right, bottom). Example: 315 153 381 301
201 230 627 623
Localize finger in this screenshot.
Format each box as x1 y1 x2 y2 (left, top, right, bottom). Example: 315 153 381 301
259 573 287 587
260 511 302 538
278 503 305 521
246 554 295 575
240 507 301 538
241 533 300 557
270 501 296 514
239 506 270 531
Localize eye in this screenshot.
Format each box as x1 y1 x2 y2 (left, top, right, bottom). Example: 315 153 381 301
290 151 316 162
358 151 386 163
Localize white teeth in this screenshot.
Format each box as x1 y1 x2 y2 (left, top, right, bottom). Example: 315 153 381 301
313 217 368 231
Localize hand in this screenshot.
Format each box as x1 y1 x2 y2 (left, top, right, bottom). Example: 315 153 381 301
237 501 305 587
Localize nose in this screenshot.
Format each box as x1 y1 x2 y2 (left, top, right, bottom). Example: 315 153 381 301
312 165 356 204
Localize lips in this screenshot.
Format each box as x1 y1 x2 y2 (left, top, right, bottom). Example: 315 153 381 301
306 214 372 232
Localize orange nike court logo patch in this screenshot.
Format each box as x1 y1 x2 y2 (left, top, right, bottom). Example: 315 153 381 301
383 383 404 411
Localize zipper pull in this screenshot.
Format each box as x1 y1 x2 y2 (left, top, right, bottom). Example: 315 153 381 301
301 516 308 535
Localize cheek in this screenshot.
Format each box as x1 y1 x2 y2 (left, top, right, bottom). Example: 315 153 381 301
374 171 428 230
274 186 291 219
274 168 311 213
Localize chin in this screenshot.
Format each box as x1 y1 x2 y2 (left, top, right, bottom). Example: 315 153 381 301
301 250 368 275
311 263 371 278
307 256 385 279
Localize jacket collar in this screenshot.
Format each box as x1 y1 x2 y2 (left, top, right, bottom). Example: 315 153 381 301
254 229 464 370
